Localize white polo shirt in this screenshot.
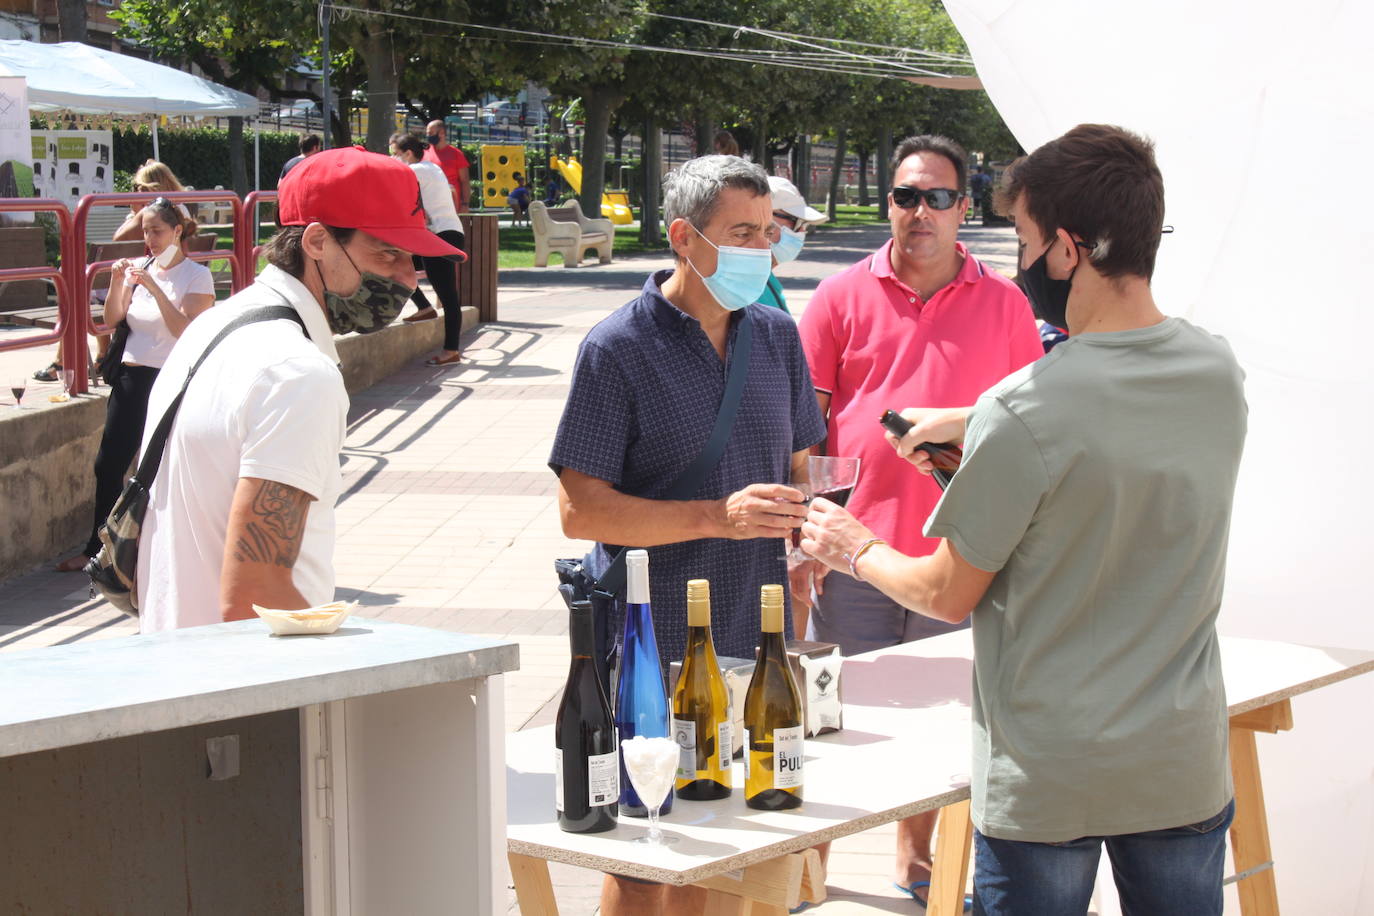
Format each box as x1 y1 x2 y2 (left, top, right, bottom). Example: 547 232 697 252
137 265 347 632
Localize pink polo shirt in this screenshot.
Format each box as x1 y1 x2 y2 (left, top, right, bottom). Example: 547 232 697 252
798 239 1042 557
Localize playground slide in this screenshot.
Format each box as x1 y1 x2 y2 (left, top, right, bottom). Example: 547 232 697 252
549 155 634 225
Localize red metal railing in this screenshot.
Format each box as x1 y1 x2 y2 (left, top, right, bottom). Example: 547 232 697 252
238 190 277 279
1 191 247 394
0 200 76 386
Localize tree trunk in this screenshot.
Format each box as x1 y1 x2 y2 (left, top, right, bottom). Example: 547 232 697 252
578 85 622 221
857 147 870 206
794 135 812 200
360 27 401 153
228 117 248 198
57 0 87 43
755 117 771 171
827 127 848 222
877 127 893 221
694 117 713 157
639 117 663 248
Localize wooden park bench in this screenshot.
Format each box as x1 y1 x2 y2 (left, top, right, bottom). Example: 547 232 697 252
529 199 614 267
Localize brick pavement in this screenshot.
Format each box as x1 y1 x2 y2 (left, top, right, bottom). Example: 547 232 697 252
0 220 1020 915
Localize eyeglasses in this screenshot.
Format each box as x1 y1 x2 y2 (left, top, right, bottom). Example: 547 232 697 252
766 216 811 243
891 186 963 211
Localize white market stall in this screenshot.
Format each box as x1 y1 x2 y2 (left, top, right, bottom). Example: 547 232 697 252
941 0 1374 911
0 38 259 172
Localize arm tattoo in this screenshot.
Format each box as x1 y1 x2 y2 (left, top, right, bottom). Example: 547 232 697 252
232 481 311 568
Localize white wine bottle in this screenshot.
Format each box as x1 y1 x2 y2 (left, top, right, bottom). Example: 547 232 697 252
743 584 804 810
672 579 732 801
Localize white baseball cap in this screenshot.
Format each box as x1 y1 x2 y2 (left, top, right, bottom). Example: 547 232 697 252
767 176 827 225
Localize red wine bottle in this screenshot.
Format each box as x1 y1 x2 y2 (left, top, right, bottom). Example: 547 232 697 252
555 602 618 833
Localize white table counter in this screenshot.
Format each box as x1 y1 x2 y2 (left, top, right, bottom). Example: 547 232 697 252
506 631 1374 914
1 617 518 915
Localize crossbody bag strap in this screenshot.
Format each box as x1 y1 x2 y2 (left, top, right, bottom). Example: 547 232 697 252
595 309 755 595
131 305 307 491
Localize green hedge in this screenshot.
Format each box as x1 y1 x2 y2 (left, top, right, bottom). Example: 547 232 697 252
113 126 303 191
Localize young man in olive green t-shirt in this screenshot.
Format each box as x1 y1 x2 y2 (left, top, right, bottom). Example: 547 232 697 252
801 124 1247 915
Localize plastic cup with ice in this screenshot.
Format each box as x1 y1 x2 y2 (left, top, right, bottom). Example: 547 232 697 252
621 735 679 845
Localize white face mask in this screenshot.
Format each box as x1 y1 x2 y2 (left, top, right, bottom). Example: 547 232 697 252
154 241 180 268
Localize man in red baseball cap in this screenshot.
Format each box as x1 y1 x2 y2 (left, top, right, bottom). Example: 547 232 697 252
135 146 463 632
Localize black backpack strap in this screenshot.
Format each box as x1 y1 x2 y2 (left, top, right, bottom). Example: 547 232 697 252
132 305 308 490
594 309 756 596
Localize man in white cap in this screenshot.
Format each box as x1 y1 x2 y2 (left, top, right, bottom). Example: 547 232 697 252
136 146 464 632
757 175 827 313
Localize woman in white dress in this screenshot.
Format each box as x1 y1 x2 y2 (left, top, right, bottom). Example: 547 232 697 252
390 131 466 366
57 197 215 571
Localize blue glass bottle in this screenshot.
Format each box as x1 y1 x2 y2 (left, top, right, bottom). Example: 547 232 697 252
614 549 672 817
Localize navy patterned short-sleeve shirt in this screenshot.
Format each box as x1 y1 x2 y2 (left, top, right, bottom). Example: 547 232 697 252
550 270 827 662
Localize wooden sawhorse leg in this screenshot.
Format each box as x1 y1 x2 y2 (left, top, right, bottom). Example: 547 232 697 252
1228 699 1292 915
508 849 826 915
930 800 974 916
509 852 560 915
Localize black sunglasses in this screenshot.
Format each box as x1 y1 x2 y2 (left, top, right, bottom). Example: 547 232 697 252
891 186 963 211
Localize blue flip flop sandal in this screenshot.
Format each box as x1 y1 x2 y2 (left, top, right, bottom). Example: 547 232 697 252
893 880 973 912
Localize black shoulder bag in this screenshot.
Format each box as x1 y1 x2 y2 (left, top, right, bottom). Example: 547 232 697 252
555 310 755 692
86 305 308 617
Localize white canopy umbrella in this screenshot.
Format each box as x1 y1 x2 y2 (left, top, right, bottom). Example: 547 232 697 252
0 39 259 159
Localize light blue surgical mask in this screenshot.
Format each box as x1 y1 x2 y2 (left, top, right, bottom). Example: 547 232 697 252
770 225 806 264
685 224 773 311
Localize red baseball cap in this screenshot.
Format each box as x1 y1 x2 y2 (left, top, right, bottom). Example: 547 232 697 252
278 146 466 261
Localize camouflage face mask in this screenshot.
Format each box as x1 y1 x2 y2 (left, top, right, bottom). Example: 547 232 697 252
321 244 414 335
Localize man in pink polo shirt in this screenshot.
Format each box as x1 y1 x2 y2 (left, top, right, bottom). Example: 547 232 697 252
797 133 1042 903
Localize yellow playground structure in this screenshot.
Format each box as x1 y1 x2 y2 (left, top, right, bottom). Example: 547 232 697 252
549 155 634 224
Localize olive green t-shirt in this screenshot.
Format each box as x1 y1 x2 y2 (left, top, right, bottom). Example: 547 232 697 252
925 317 1247 842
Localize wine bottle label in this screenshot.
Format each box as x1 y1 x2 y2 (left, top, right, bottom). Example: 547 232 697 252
773 725 804 789
718 720 732 769
673 717 697 779
588 750 619 806
555 751 564 812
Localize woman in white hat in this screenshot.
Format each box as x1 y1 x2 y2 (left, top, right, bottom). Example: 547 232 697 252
758 175 828 313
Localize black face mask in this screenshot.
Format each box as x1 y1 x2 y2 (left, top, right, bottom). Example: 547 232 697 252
1019 244 1073 331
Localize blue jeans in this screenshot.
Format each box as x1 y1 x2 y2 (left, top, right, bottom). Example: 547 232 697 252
973 800 1234 916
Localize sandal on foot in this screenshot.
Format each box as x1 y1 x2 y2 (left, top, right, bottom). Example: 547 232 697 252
56 553 90 573
33 362 61 382
893 880 972 912
404 307 438 322
424 352 462 367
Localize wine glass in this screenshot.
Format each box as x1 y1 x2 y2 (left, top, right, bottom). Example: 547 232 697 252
61 368 76 398
809 455 860 508
780 478 813 564
783 456 861 562
620 736 679 846
10 376 26 409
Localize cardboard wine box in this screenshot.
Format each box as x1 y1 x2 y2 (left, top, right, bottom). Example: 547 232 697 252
668 655 755 759
668 639 844 753
787 640 845 737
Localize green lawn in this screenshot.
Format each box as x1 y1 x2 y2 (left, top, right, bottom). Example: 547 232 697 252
819 204 885 227
496 224 666 268
206 212 884 273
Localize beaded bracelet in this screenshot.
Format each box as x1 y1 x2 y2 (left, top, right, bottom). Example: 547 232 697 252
845 537 887 582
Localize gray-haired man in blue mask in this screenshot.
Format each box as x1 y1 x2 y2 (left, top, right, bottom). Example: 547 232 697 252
549 155 827 912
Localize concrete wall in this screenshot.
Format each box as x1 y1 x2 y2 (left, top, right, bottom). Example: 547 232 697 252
0 306 476 580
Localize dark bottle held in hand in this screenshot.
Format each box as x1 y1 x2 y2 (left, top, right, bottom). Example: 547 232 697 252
555 601 618 833
672 578 733 801
614 549 673 817
743 584 804 810
878 409 963 490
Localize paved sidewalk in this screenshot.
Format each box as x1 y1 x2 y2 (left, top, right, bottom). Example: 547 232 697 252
0 219 1020 914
